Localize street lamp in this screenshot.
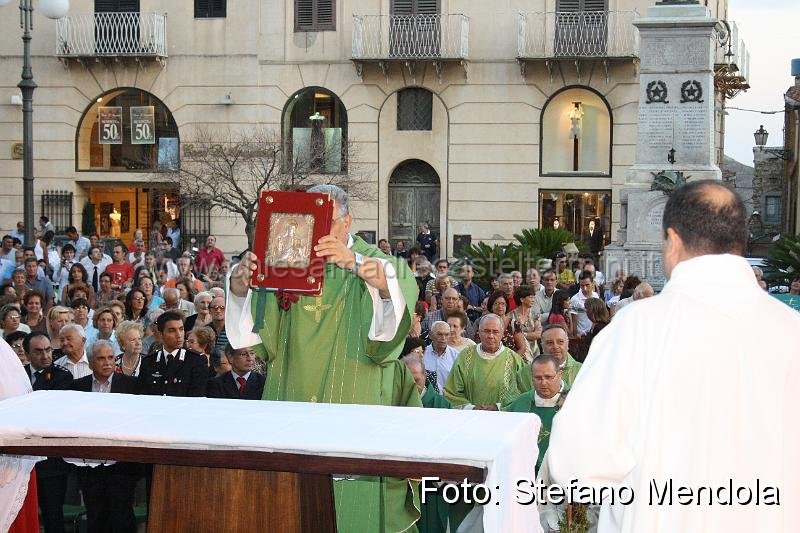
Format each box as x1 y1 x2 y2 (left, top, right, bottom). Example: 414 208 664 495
754 125 769 148
754 125 793 160
0 0 70 244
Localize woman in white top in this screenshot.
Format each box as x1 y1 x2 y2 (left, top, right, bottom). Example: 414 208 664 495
446 311 476 354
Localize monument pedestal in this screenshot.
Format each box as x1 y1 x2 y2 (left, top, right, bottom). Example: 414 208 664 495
606 1 722 289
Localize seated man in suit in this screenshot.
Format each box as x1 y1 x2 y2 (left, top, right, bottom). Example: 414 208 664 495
137 310 208 397
22 331 73 533
206 343 265 400
70 340 140 533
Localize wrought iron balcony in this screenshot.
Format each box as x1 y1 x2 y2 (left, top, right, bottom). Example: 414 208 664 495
55 12 167 62
352 13 469 61
517 10 639 60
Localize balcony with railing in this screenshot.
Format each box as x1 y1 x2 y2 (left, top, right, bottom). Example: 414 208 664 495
351 13 469 81
55 12 167 63
518 10 638 73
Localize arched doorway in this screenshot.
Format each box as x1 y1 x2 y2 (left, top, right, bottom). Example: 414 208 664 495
388 159 440 249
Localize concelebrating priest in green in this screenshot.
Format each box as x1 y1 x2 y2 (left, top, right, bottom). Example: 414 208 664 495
504 354 569 473
226 184 420 532
443 314 525 410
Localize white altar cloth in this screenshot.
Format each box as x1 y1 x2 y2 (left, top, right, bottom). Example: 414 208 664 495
0 390 542 533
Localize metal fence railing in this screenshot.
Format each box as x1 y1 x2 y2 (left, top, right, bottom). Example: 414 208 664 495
518 10 639 59
55 12 167 58
352 13 469 60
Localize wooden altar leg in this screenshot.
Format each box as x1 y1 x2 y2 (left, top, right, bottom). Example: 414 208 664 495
147 465 336 533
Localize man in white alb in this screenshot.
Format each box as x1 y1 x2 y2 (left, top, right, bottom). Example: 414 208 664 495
547 180 800 532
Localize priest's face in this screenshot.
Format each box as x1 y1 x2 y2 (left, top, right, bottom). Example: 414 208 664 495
542 328 569 363
478 317 503 353
330 203 353 244
532 362 562 400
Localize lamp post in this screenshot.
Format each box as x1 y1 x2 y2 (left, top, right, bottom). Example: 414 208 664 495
0 0 69 244
754 125 793 160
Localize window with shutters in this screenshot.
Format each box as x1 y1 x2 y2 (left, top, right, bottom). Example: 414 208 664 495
554 0 608 57
764 195 782 225
295 0 336 32
391 0 438 15
397 89 433 131
94 0 139 12
195 0 226 18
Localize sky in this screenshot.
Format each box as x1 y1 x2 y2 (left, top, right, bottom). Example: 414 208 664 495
724 0 800 166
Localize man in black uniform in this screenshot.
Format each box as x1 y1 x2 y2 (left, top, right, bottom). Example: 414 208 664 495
23 331 73 533
137 310 208 397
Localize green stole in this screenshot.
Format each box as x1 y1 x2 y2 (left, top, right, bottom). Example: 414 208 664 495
249 236 420 533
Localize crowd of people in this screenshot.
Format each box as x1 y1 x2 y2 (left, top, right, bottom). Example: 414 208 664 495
2 185 797 533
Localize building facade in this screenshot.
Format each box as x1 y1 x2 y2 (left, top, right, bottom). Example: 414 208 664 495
0 0 743 256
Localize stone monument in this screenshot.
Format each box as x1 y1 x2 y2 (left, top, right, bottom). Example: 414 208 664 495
603 0 722 290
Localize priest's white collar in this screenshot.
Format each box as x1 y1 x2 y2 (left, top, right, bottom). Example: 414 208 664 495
534 381 565 407
346 234 354 249
477 343 504 360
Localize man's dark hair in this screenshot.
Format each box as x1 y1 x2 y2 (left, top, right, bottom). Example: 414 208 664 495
61 243 75 255
662 180 747 256
2 234 13 242
23 331 50 354
40 216 49 223
156 310 185 332
66 226 78 234
24 257 38 266
578 270 594 281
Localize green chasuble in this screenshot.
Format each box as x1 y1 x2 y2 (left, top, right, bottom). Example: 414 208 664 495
504 390 566 473
250 236 420 533
443 345 525 408
516 352 581 393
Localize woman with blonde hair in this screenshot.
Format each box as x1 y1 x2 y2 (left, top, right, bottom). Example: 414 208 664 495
115 320 145 376
46 305 73 355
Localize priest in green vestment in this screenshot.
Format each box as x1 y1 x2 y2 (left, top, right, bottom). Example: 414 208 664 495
516 323 581 393
444 314 525 410
226 185 420 533
505 354 569 473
